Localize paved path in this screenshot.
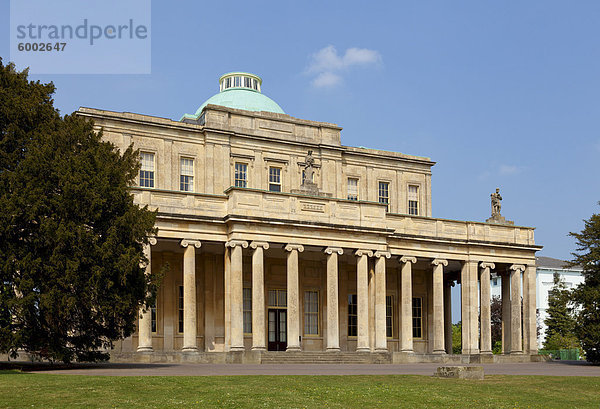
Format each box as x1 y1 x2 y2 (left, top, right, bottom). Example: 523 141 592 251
22 361 600 377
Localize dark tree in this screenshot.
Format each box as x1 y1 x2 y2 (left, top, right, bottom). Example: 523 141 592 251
570 206 600 363
490 295 502 347
0 60 158 362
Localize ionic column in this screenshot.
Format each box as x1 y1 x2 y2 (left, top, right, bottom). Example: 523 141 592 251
324 247 343 351
479 262 495 355
374 251 391 352
355 249 373 352
181 239 202 352
137 237 157 352
524 264 538 354
400 256 417 353
224 245 231 350
444 281 453 354
250 241 269 351
510 264 525 354
461 260 479 354
285 244 304 351
226 240 248 352
432 259 447 354
501 270 511 354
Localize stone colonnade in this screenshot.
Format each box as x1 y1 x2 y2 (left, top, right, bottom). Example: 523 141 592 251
137 238 537 355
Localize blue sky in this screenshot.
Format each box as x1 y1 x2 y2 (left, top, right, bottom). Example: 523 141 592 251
2 1 600 318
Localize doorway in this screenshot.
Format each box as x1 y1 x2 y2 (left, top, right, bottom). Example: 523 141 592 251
267 289 288 351
268 309 287 351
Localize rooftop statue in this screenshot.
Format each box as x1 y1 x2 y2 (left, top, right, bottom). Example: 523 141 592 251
486 187 513 225
491 188 502 216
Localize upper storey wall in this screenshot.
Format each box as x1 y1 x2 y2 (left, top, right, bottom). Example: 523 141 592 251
77 106 435 216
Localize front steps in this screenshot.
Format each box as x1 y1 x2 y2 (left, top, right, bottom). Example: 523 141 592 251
106 350 546 365
260 351 391 364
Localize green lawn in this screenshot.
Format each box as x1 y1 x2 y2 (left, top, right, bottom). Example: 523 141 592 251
0 371 598 408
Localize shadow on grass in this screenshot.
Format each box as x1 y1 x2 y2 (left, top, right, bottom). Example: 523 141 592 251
0 361 179 372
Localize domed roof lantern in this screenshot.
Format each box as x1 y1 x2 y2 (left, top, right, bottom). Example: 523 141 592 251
180 72 285 122
219 72 262 92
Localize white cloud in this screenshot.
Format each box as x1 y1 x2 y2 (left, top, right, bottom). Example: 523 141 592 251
311 72 342 88
306 45 382 88
499 165 521 176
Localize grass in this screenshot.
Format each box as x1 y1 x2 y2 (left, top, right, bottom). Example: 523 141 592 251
0 370 598 408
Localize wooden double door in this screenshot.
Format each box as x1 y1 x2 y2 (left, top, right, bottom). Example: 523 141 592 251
268 308 287 351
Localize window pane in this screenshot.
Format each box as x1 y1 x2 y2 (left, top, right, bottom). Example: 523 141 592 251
408 185 419 215
178 286 184 333
235 162 248 188
269 167 281 192
243 287 252 334
348 294 357 337
412 297 422 338
278 290 287 307
386 295 393 338
151 302 157 333
347 178 358 201
140 152 155 188
378 182 389 208
268 290 277 307
304 291 319 335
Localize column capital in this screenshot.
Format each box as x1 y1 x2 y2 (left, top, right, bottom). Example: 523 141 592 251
226 240 248 249
285 244 304 253
374 251 391 259
480 262 495 270
324 247 343 255
180 239 201 249
432 258 448 267
400 256 417 264
148 237 157 246
355 249 373 257
250 241 269 250
510 264 526 273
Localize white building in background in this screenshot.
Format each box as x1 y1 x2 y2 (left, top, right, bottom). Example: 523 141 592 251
491 256 583 348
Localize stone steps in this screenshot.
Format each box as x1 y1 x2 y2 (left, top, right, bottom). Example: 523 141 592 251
260 351 391 364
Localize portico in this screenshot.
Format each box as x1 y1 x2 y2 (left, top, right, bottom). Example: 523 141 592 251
131 213 539 357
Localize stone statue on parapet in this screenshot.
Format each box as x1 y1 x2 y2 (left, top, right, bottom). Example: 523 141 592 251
303 150 315 185
291 150 331 197
491 188 502 216
486 187 513 225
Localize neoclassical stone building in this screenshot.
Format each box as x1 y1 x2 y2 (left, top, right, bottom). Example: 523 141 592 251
77 72 541 362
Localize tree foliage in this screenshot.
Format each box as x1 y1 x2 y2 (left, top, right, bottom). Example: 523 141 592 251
0 59 158 362
569 206 600 363
490 295 502 349
452 322 461 354
542 273 578 351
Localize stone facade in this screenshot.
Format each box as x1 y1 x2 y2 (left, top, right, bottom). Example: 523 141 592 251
76 99 541 359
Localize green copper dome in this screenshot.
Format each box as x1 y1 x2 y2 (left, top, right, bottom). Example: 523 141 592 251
180 72 285 121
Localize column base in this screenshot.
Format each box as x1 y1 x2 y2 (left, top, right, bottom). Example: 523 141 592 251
182 347 198 353
510 350 523 355
400 349 414 354
356 347 370 353
286 346 301 352
251 346 266 351
229 346 245 352
480 350 493 355
432 349 446 355
136 346 153 353
326 347 341 352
